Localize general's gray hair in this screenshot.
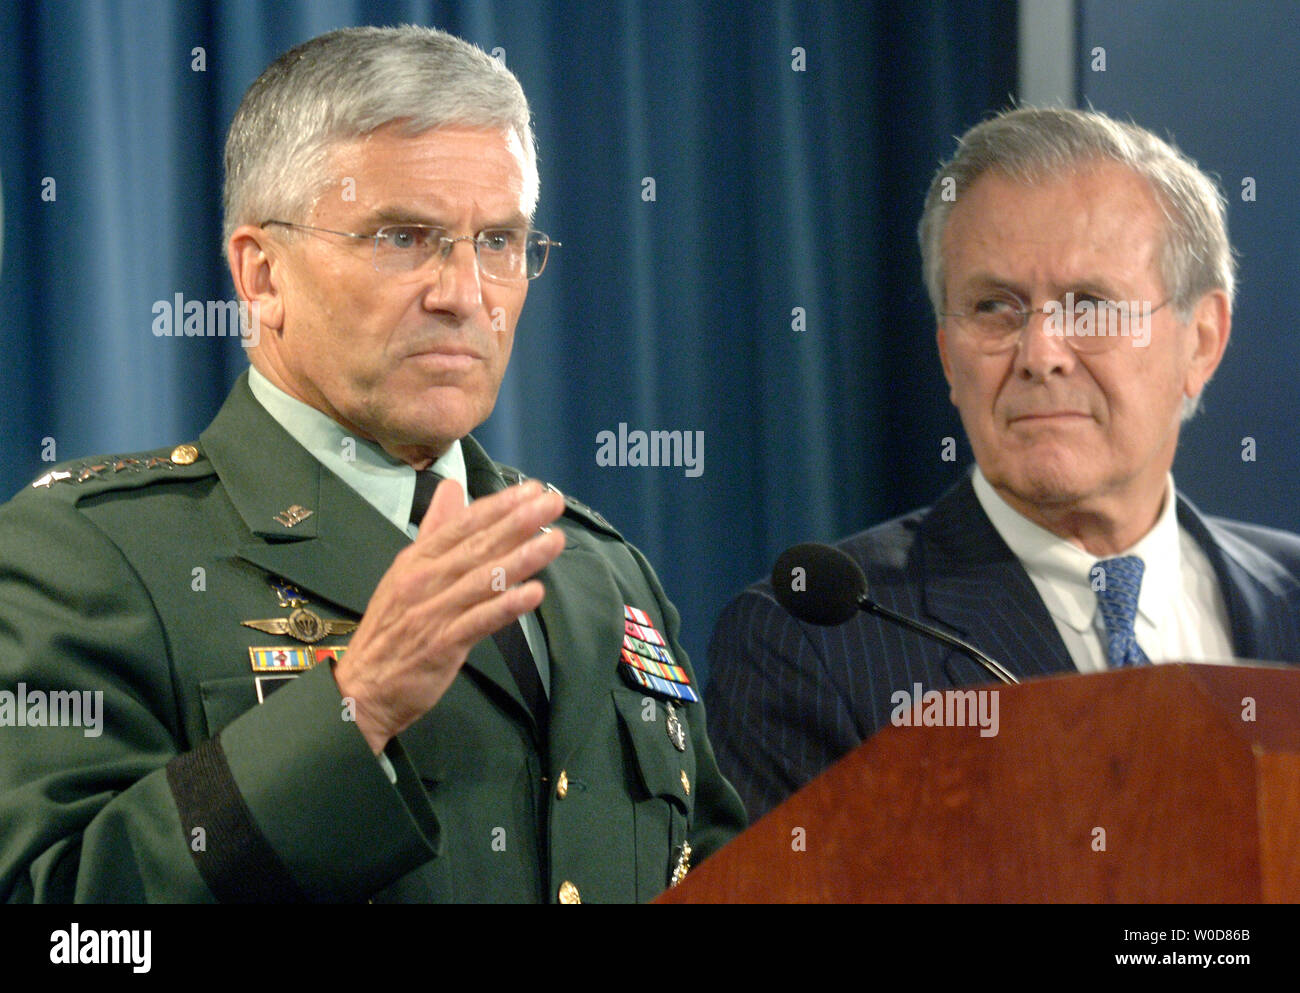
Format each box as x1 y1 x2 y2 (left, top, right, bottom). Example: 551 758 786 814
222 25 538 246
917 107 1235 324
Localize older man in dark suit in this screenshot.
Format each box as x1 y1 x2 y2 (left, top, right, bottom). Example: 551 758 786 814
706 107 1300 821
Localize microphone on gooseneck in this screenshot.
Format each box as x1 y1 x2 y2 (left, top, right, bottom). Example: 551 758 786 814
770 542 1019 686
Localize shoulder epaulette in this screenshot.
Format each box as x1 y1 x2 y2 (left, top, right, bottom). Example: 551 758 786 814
493 461 623 539
558 490 622 539
27 443 213 501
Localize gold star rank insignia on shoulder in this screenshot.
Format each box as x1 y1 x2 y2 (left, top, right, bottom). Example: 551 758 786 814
76 464 108 482
618 604 698 703
242 608 357 644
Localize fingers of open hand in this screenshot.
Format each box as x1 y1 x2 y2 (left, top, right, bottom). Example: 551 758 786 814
353 496 566 665
336 513 566 747
416 480 565 565
375 491 563 628
423 524 566 645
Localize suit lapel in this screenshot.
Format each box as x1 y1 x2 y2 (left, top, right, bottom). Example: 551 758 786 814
917 474 1075 682
1177 495 1295 662
915 477 1299 677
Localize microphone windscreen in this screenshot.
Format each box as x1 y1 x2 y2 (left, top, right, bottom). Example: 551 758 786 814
770 542 867 626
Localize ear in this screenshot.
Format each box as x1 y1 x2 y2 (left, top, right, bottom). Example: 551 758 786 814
227 225 286 337
936 323 958 405
1182 289 1231 401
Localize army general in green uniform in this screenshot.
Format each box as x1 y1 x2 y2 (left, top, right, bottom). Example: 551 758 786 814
0 25 745 902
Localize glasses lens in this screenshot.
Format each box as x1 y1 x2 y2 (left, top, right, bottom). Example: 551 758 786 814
1052 300 1136 353
476 229 529 281
961 298 1023 353
372 225 553 280
525 232 551 279
475 230 552 281
373 226 442 273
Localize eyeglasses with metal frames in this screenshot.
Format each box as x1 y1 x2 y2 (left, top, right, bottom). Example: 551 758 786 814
941 293 1171 353
261 219 560 281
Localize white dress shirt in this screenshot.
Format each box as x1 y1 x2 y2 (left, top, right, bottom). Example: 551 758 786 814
971 467 1235 672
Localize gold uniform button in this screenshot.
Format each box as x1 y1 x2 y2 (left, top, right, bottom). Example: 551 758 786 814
556 770 569 799
170 444 200 466
558 880 581 904
680 770 690 795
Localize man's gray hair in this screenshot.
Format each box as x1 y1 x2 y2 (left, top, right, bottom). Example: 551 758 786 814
222 25 538 246
917 107 1235 324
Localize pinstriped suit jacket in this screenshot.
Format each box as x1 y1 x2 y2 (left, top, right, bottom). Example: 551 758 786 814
705 472 1300 821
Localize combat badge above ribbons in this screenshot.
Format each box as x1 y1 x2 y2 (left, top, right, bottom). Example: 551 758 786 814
618 604 699 703
269 578 309 608
242 608 357 644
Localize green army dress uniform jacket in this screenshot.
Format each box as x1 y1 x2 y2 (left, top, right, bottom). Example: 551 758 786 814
0 373 746 902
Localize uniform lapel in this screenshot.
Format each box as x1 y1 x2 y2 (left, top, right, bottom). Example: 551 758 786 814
535 545 624 770
460 437 624 765
232 469 408 617
204 379 541 728
918 473 1076 682
200 373 407 616
204 376 562 737
459 438 548 734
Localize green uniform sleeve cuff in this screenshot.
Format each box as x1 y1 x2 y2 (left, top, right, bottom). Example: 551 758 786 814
215 664 439 901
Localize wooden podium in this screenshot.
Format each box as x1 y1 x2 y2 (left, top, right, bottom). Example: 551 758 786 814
659 663 1300 902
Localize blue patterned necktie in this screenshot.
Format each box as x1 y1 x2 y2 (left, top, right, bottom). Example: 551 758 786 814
1093 555 1150 668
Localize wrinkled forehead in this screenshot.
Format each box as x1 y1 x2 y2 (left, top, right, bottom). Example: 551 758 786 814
321 124 533 218
942 163 1168 289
